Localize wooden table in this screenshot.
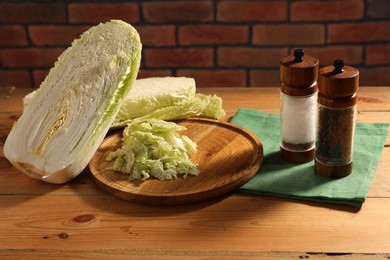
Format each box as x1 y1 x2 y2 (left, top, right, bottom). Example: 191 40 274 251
1 86 389 259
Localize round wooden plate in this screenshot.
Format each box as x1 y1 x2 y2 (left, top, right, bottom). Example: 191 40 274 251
89 118 263 205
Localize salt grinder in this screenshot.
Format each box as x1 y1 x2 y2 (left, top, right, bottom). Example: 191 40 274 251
280 49 319 163
315 60 359 178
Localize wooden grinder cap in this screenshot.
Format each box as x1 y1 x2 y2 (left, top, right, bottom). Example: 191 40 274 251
318 60 359 108
280 49 319 96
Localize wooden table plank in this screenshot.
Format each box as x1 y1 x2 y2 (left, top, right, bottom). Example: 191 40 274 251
1 251 388 260
1 86 390 258
1 195 390 254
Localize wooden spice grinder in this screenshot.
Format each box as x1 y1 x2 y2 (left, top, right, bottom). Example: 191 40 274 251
315 60 359 178
280 49 319 163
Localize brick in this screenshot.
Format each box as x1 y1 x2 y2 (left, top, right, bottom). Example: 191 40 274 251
144 48 213 68
0 26 27 46
69 3 139 24
0 3 65 23
217 1 287 22
179 25 249 45
328 22 390 43
136 26 176 47
253 24 324 46
367 0 390 19
291 0 363 21
29 26 89 46
1 48 64 68
218 47 288 67
32 69 49 88
177 69 247 88
358 67 390 86
250 69 280 87
0 70 31 88
143 1 213 23
303 45 363 66
137 69 173 79
365 44 390 66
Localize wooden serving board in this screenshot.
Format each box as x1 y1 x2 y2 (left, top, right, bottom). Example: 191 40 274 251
89 118 263 205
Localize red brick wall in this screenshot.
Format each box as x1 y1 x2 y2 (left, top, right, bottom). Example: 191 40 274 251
0 0 389 88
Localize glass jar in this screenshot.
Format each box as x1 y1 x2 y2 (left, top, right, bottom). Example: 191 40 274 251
280 91 317 157
316 105 356 167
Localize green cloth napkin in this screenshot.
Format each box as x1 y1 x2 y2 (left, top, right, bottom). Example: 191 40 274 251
230 108 389 208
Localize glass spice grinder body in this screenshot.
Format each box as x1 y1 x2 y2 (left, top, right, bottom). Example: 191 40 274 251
280 49 319 163
315 60 359 178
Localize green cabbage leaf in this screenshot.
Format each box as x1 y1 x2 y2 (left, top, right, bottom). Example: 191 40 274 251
111 93 225 129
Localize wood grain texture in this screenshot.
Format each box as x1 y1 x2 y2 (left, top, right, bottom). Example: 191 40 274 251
1 195 390 254
1 251 388 260
1 86 390 258
280 51 318 96
89 118 263 205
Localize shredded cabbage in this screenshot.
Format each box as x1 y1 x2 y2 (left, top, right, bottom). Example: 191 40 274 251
106 119 199 181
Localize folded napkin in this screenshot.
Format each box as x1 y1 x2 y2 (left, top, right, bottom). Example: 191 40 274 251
230 108 389 208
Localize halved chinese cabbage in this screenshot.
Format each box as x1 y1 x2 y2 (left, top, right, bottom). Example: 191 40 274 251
4 20 142 184
111 77 226 129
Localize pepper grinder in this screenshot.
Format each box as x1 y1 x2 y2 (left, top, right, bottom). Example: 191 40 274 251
315 59 359 178
280 49 319 163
